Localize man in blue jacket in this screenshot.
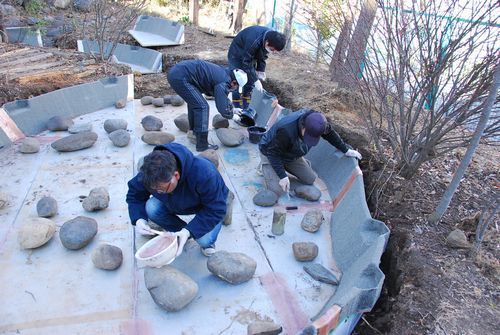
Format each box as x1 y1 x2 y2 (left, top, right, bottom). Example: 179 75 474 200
167 60 247 151
228 26 286 125
126 142 229 257
259 109 362 196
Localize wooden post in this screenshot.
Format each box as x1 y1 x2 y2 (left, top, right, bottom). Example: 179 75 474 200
189 0 199 26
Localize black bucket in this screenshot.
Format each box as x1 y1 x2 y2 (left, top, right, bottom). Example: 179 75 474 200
247 126 266 144
239 107 257 127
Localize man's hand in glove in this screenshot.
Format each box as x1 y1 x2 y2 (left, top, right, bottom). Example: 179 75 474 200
256 71 266 81
135 219 154 236
174 228 191 257
279 176 290 193
345 149 362 160
254 80 264 92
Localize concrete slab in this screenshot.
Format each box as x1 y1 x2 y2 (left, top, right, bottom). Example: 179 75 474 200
128 15 185 47
5 27 43 47
77 40 162 74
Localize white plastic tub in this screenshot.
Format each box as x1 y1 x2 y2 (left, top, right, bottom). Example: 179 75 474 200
135 234 178 268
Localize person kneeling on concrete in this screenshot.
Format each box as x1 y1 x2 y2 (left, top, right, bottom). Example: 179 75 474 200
259 109 362 196
167 59 247 151
126 142 229 257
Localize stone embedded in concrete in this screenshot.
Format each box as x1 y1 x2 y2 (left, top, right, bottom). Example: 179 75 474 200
446 229 471 249
109 129 130 147
60 216 98 250
174 113 189 132
163 95 172 104
198 149 219 168
212 114 229 129
170 95 184 106
303 263 339 285
51 131 98 152
47 115 74 131
18 218 56 249
103 119 127 133
68 122 93 134
144 266 198 312
82 187 110 212
115 99 126 109
141 131 175 145
207 251 257 285
19 137 40 153
216 128 245 147
301 209 324 233
152 97 164 107
36 196 58 218
91 244 123 270
141 115 163 131
140 96 154 105
292 242 318 262
247 321 283 335
253 189 278 207
294 185 321 202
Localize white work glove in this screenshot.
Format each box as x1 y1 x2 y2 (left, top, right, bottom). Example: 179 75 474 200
135 219 154 236
232 114 241 123
345 149 362 160
254 80 264 92
174 228 191 257
233 107 243 115
279 176 290 193
256 71 266 81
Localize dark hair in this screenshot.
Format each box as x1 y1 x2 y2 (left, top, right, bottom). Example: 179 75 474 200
266 31 286 51
140 150 177 190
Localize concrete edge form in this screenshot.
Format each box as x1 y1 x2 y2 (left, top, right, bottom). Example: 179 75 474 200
5 27 43 47
128 15 185 47
77 40 162 74
255 90 390 334
2 74 134 136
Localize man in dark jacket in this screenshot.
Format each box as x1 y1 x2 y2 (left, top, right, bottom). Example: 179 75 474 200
228 26 286 124
259 109 362 196
126 142 229 257
167 60 247 151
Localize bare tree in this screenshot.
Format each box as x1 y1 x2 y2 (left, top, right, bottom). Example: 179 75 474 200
329 8 353 83
358 0 499 179
428 64 499 224
232 0 248 34
82 0 147 63
470 194 498 259
283 0 297 53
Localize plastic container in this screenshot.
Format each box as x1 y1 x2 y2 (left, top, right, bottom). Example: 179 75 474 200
135 234 178 268
247 126 266 144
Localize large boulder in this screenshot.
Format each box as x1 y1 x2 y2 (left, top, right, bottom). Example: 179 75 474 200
51 132 98 152
141 115 163 131
141 132 175 145
292 242 318 262
207 251 257 284
47 115 73 131
36 196 58 218
18 218 56 249
103 119 127 133
82 187 110 212
109 129 130 147
212 114 229 129
19 137 40 154
173 114 189 132
253 190 278 207
216 128 245 147
59 216 98 250
294 185 321 202
301 209 324 233
91 244 123 270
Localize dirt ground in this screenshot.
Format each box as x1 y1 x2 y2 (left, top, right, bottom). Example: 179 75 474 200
1 4 498 335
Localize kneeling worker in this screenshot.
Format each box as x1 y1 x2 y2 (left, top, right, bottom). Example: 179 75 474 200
126 142 229 257
259 109 362 196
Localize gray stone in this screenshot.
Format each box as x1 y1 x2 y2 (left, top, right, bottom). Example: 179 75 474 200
0 4 17 17
109 129 130 147
54 0 71 9
446 229 471 249
0 192 9 209
212 114 229 129
51 132 98 152
103 119 127 133
19 137 40 153
174 114 189 132
216 128 245 147
18 218 56 249
294 185 321 202
36 196 58 218
68 122 93 134
140 96 153 105
301 209 324 233
152 97 164 107
144 266 198 312
141 132 175 145
92 244 123 270
207 251 257 284
170 95 185 106
163 95 172 104
198 149 219 168
247 321 283 335
74 0 93 12
47 115 74 131
60 216 98 250
141 115 163 131
115 99 126 109
82 187 109 212
292 242 318 262
253 189 278 207
303 263 339 285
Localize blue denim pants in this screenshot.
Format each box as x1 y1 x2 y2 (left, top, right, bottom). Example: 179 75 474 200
145 197 222 248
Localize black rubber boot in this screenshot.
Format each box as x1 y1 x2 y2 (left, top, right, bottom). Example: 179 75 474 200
196 132 219 152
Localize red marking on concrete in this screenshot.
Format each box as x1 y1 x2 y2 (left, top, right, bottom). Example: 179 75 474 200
32 135 62 143
275 200 334 214
260 272 310 334
120 319 153 335
331 166 362 211
313 305 341 335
